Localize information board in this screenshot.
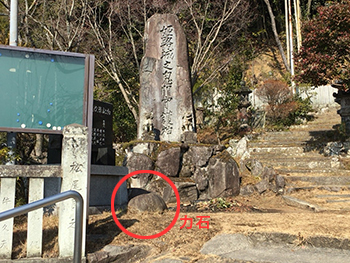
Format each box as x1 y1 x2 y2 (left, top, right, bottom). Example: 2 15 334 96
0 45 94 134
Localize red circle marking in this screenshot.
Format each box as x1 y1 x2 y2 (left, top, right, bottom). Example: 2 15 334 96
110 170 181 239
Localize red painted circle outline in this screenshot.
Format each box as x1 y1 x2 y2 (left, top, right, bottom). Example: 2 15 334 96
111 170 181 239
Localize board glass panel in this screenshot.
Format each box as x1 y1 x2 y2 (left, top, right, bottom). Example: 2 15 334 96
0 46 87 132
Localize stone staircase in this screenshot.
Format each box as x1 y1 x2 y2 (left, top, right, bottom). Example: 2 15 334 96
249 107 350 211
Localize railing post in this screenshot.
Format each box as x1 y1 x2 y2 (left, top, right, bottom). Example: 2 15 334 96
59 124 90 258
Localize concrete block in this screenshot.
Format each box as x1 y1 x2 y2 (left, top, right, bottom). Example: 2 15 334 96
90 165 128 208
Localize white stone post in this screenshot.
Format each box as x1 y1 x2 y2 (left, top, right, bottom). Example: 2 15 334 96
0 178 16 259
59 124 89 258
27 178 44 257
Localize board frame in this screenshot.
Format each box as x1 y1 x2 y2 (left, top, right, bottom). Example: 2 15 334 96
0 45 94 134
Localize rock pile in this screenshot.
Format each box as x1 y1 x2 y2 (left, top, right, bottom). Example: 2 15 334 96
240 158 286 196
125 142 240 202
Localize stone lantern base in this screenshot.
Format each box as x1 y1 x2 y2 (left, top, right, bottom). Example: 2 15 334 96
333 89 350 135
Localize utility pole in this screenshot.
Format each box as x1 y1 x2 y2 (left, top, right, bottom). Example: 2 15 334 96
288 0 294 78
7 0 18 164
285 0 290 66
287 0 297 93
9 0 18 46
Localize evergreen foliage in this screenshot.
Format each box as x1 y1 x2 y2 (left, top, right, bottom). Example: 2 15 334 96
294 0 350 90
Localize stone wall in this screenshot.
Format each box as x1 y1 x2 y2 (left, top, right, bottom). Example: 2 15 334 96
250 85 338 109
125 142 240 202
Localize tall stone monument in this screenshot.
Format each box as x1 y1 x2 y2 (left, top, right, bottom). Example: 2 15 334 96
138 14 196 142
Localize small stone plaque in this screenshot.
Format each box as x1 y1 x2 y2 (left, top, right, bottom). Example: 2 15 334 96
92 100 113 148
92 100 115 165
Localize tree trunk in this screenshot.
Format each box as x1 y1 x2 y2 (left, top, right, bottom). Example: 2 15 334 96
306 0 312 19
263 0 290 72
34 134 43 157
294 0 302 52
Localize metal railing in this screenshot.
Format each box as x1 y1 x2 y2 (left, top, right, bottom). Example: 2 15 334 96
0 190 84 263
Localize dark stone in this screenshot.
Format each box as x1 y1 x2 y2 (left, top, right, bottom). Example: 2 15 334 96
156 147 181 177
145 179 168 197
261 167 276 182
87 250 109 263
178 183 198 202
179 164 193 177
128 188 151 200
87 244 150 263
181 131 197 143
127 153 154 187
240 185 255 196
254 180 269 194
128 192 167 213
208 151 240 198
275 175 286 190
163 181 198 203
250 159 264 177
179 151 195 177
189 146 213 167
212 144 226 154
193 168 209 191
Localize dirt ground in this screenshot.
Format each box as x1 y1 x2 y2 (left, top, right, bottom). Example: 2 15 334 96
11 192 350 261
86 192 350 261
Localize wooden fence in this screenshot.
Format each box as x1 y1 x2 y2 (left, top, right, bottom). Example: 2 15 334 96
0 124 90 261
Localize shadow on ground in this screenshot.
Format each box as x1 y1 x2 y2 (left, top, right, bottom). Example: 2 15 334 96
303 125 344 154
86 213 139 253
12 215 60 259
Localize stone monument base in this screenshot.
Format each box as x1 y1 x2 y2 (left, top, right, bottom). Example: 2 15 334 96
125 141 240 202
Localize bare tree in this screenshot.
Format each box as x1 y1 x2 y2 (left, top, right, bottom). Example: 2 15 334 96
181 0 252 93
86 0 143 120
263 0 290 71
24 0 89 51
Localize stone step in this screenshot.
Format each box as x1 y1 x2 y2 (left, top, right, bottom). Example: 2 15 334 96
249 141 308 147
256 136 334 144
276 168 349 175
249 146 306 155
290 123 340 130
285 175 350 186
280 170 350 176
249 139 332 147
258 130 335 139
250 150 324 158
258 157 340 169
249 145 304 154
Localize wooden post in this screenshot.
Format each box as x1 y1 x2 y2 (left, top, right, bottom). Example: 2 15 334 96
59 124 89 258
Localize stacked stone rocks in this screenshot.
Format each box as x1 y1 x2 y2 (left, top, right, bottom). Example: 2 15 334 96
126 142 240 203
